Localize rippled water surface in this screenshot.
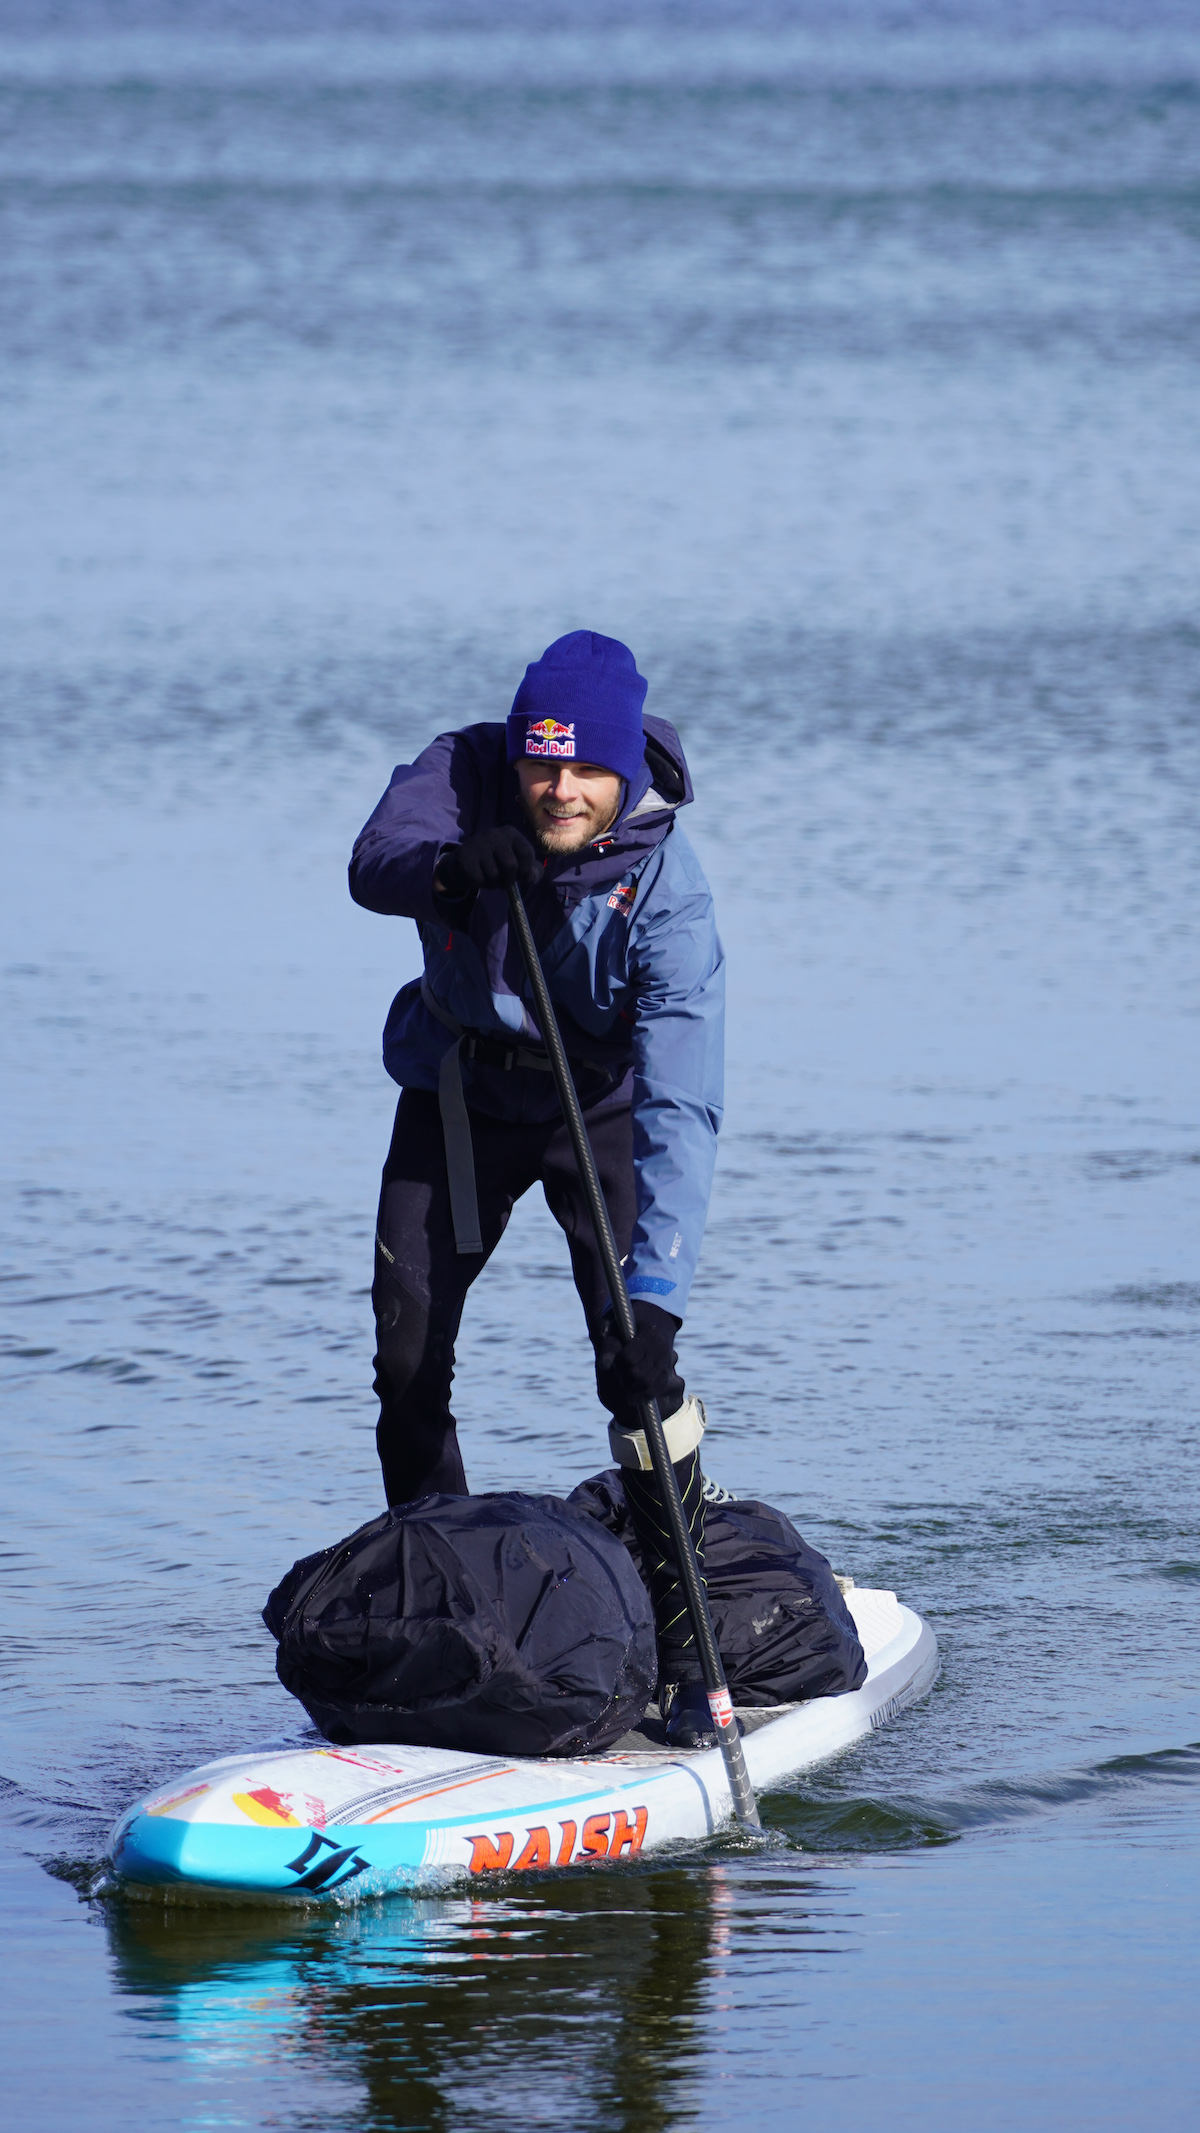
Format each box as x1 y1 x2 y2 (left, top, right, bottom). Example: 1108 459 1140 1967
2 4 1199 2126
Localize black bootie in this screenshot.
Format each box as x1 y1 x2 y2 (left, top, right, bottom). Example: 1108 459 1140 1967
620 1447 709 1705
661 1679 719 1750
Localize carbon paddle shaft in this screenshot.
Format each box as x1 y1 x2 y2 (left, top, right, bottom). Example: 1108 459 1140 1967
506 881 760 1829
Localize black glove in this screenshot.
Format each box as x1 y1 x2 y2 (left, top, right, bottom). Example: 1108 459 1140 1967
595 1299 683 1409
435 826 540 901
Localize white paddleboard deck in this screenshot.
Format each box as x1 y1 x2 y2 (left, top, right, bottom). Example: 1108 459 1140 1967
110 1586 936 1899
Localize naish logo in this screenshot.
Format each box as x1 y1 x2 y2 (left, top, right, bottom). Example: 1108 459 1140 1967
525 717 576 759
465 1806 649 1874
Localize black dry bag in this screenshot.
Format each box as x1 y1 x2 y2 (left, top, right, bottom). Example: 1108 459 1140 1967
568 1470 867 1705
263 1490 657 1758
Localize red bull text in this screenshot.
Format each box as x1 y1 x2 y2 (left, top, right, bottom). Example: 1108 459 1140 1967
524 717 577 759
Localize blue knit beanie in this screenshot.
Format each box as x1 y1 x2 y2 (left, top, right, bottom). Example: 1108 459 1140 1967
506 631 648 784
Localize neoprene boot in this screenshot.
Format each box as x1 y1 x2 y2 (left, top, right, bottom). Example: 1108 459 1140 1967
619 1445 714 1735
605 1394 725 1746
660 1679 719 1750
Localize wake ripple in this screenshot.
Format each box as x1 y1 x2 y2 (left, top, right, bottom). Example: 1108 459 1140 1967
765 1741 1200 1853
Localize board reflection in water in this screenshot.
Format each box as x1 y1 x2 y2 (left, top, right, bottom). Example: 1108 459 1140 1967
104 1866 734 2131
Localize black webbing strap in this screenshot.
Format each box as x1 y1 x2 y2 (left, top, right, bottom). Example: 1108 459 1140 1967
420 979 483 1255
419 977 616 1257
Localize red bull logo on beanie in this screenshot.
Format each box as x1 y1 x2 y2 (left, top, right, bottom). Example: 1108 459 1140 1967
525 717 576 759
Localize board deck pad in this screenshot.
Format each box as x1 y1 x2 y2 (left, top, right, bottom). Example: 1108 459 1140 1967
110 1587 937 1900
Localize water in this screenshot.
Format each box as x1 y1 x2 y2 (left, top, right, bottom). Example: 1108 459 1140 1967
2 2 1199 2124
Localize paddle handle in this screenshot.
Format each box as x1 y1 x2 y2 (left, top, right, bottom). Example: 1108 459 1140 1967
506 882 760 1829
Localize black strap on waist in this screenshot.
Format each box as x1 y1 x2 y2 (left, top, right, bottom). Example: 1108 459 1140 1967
419 978 617 1255
460 1030 553 1073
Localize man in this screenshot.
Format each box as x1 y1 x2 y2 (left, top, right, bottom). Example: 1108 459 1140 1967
349 629 724 1746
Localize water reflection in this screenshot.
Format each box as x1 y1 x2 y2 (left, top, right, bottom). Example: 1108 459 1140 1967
104 1865 740 2132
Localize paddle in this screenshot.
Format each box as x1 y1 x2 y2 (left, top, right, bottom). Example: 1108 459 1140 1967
506 881 760 1828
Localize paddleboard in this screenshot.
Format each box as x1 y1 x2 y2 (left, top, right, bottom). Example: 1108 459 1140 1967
110 1584 936 1899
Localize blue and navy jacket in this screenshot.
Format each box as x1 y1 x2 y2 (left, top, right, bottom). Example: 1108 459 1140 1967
349 716 723 1319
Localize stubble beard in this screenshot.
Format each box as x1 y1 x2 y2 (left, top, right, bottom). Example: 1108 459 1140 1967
524 795 620 857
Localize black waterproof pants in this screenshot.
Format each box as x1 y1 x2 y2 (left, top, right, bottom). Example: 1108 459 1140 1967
371 1088 686 1506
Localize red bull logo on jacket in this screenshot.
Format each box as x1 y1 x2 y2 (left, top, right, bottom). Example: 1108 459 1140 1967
525 717 576 759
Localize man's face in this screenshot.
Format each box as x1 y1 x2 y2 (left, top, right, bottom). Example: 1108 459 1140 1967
516 759 623 854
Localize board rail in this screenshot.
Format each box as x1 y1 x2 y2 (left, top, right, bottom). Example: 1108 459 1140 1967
109 1588 937 1900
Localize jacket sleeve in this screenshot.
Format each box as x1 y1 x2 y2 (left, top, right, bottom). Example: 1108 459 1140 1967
348 730 483 924
623 846 724 1322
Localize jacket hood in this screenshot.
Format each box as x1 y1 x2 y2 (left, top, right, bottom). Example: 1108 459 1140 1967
618 713 695 824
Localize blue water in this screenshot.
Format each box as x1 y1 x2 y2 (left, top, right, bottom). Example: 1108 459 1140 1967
2 4 1199 2125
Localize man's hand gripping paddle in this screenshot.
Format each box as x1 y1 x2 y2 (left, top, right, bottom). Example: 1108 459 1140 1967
506 882 761 1829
